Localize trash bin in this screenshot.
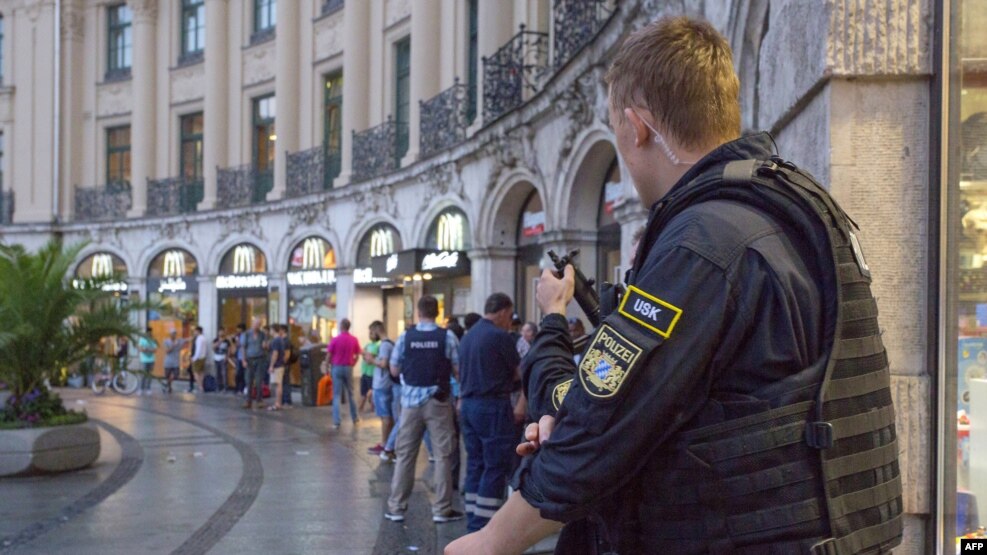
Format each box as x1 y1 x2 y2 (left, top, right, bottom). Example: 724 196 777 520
300 343 326 406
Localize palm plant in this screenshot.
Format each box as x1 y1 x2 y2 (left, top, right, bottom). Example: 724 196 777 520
0 240 141 418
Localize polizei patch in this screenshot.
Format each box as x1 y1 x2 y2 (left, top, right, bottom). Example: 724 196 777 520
618 286 682 338
579 325 643 399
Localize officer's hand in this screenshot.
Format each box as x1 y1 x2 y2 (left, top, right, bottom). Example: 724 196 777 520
516 415 556 456
537 265 575 316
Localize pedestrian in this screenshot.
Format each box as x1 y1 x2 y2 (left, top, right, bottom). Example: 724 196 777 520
567 317 587 365
447 317 465 340
463 313 481 332
447 15 900 554
137 327 157 396
516 321 538 359
190 326 208 393
384 295 464 524
233 322 247 395
213 328 230 392
241 318 268 409
162 329 184 394
326 318 361 428
267 324 290 411
457 293 524 532
366 321 396 456
115 336 129 373
359 332 377 414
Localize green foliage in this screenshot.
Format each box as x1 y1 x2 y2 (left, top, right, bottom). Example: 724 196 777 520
0 388 87 428
0 240 143 403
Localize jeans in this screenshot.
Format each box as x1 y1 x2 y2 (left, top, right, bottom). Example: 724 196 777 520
140 362 154 392
214 359 227 391
385 384 403 451
331 365 358 425
245 357 267 402
461 397 517 531
235 358 246 393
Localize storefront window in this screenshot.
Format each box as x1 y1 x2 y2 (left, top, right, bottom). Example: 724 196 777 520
598 158 622 285
518 191 546 322
426 207 471 251
286 237 337 343
217 243 269 332
74 252 128 294
943 2 987 550
146 249 199 375
356 224 404 339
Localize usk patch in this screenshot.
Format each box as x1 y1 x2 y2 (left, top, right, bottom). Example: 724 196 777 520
579 325 643 399
618 286 682 338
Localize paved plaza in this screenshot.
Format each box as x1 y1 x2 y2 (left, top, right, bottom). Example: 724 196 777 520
0 388 470 555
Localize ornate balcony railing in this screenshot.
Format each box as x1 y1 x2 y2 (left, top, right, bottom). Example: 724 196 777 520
553 0 615 69
0 189 12 225
352 117 407 182
420 78 469 159
482 25 550 123
321 0 344 16
74 182 132 222
286 145 341 197
146 177 204 217
217 164 273 208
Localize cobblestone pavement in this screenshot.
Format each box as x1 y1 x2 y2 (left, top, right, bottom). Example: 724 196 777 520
0 387 469 555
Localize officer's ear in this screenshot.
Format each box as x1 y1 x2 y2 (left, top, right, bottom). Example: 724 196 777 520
624 107 651 149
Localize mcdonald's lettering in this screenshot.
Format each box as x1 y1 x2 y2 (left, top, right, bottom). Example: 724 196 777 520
90 253 114 279
436 213 464 251
370 229 394 258
232 246 256 274
302 238 326 270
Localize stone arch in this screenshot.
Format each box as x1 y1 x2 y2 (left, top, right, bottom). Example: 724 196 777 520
555 129 618 231
479 168 549 249
275 227 344 273
73 243 133 279
413 196 476 250
342 216 405 268
205 235 273 276
136 242 206 279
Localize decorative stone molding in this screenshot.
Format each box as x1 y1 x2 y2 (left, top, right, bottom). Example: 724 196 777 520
314 9 344 61
170 63 205 104
0 91 13 124
351 185 398 220
60 0 86 42
0 422 101 477
216 212 265 244
96 81 132 118
285 200 331 237
416 163 464 213
127 0 157 23
243 41 276 86
827 0 932 76
384 0 410 28
152 219 196 246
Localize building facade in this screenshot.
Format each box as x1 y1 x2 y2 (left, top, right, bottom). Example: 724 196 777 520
0 0 979 552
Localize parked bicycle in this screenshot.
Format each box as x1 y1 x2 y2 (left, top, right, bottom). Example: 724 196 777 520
90 357 139 395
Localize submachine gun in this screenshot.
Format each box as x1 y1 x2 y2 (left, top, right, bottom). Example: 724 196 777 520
547 250 626 354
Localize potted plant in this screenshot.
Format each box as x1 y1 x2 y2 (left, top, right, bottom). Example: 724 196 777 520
0 240 142 476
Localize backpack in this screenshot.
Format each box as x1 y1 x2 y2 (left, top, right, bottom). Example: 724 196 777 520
202 374 217 393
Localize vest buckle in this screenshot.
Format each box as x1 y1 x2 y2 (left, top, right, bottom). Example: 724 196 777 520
810 538 839 555
806 421 834 449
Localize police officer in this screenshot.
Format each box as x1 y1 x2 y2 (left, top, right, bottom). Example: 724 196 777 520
446 15 900 555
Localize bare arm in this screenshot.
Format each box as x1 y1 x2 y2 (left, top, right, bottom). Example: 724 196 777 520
444 492 562 555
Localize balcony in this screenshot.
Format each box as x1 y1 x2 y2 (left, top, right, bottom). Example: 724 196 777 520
420 78 470 159
74 182 132 222
0 189 12 225
287 145 341 197
482 25 550 123
146 177 204 217
321 0 344 16
352 117 407 182
553 0 615 69
217 164 273 208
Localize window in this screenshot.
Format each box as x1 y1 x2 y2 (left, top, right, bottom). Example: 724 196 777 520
180 0 205 63
106 4 132 79
254 0 276 33
106 126 131 186
323 73 343 182
466 0 478 124
394 37 411 162
180 113 204 181
253 95 276 173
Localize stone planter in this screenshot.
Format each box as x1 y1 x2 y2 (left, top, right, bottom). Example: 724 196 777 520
0 422 100 477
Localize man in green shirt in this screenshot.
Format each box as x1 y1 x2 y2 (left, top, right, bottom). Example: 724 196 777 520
359 338 380 413
137 327 157 396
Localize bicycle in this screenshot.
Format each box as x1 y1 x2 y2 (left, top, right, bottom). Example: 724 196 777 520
90 358 140 395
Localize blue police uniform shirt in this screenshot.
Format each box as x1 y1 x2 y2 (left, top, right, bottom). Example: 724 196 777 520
458 318 521 398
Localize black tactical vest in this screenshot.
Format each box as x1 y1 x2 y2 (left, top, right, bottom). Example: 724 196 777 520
401 326 452 393
622 158 902 555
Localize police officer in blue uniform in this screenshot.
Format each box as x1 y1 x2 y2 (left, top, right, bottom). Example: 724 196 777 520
446 16 901 555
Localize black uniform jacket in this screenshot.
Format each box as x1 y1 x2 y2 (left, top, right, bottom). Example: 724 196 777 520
516 133 830 525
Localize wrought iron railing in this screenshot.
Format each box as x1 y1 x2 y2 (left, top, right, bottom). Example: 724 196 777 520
74 182 132 221
146 177 204 217
420 77 469 159
482 25 550 123
352 117 407 182
217 164 273 207
0 189 12 225
321 0 344 16
286 145 341 197
177 50 204 67
553 0 615 69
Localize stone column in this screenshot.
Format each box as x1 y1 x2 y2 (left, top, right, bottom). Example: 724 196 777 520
127 0 157 217
474 0 514 128
59 0 85 222
335 269 355 322
336 0 371 187
198 276 217 335
400 0 441 165
466 247 516 315
200 0 228 210
269 0 299 201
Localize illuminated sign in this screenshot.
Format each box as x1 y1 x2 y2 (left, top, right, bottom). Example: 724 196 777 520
287 269 337 287
421 251 460 271
232 245 257 274
436 212 465 251
370 228 395 257
604 181 623 214
216 274 268 290
354 267 388 285
162 250 187 278
157 277 189 293
90 253 115 279
302 238 327 269
386 254 398 273
73 279 128 293
522 210 546 237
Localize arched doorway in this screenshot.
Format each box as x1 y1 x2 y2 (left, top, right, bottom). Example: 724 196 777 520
286 236 338 342
517 190 547 322
354 223 403 339
146 248 199 376
216 243 269 332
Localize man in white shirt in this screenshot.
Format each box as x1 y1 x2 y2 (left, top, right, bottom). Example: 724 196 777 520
190 326 209 394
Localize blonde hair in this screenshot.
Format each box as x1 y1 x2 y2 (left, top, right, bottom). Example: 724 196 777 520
605 16 741 151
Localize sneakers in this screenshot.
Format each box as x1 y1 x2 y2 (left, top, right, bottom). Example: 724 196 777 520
432 509 465 523
379 450 396 463
367 444 384 455
383 512 405 522
332 423 341 430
